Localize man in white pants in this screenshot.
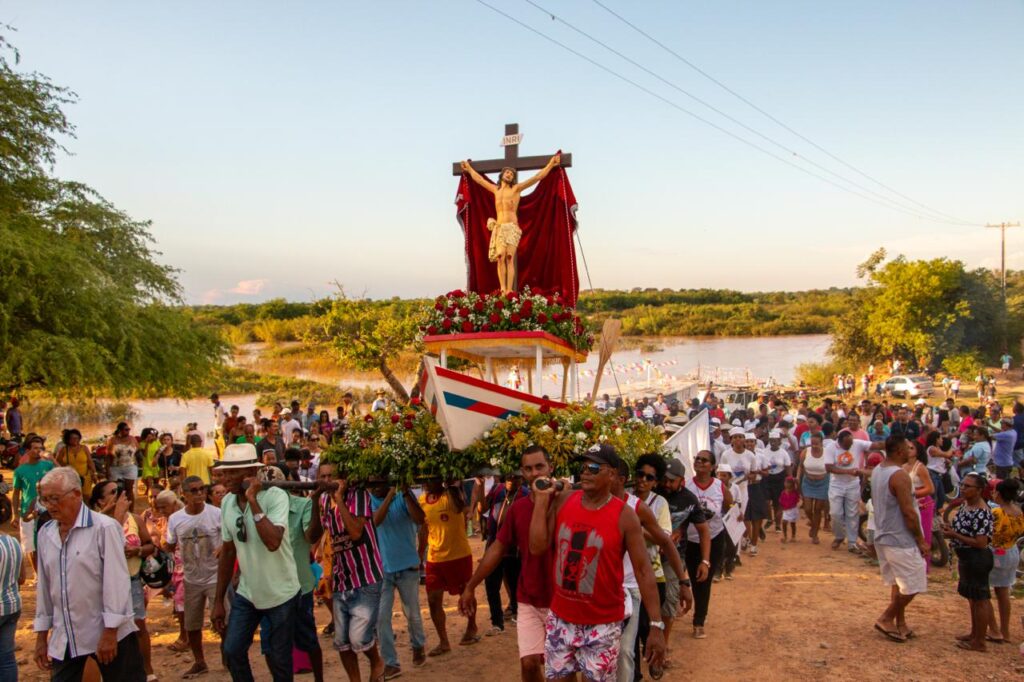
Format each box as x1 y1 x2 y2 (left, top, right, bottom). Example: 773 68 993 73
824 431 882 552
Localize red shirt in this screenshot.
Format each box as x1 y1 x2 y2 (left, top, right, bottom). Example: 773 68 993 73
550 491 625 625
496 496 553 608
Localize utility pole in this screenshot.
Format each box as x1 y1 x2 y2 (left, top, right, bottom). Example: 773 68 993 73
985 221 1020 300
986 221 1020 353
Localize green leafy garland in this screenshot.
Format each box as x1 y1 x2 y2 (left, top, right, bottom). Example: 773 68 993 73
322 399 667 483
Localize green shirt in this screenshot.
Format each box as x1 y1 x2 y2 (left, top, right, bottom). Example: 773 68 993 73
288 495 315 595
13 460 54 516
221 487 300 609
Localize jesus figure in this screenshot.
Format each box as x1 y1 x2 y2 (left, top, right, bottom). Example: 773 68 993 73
460 152 560 295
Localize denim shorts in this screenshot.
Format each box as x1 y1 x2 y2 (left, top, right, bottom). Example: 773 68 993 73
130 577 146 620
332 581 382 653
261 590 320 655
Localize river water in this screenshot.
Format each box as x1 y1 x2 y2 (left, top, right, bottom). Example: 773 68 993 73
47 334 830 441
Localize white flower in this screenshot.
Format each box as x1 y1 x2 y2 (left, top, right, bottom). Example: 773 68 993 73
489 457 500 467
540 425 552 433
482 431 490 439
576 432 587 441
615 428 623 436
599 434 607 442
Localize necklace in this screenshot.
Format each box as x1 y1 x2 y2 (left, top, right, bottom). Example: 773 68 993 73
584 493 614 511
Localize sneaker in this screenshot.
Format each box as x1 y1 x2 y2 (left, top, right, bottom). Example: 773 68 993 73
725 572 734 581
749 545 758 556
384 665 402 680
773 525 782 533
412 648 426 667
693 626 707 639
713 573 723 583
485 626 504 637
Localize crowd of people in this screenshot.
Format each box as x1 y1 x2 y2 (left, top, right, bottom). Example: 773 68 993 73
0 381 1022 681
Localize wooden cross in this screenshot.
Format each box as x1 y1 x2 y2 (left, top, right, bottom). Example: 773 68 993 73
451 123 572 176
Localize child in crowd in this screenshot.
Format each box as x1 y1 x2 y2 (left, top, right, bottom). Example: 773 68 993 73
779 476 800 543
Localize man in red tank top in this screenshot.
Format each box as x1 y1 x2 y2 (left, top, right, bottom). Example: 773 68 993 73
529 445 666 682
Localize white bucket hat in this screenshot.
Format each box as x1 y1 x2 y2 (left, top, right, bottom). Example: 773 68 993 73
214 443 264 470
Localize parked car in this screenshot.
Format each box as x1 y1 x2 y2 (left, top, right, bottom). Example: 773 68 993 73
883 375 935 398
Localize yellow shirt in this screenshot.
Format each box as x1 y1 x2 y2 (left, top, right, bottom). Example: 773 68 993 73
419 491 471 563
180 447 215 484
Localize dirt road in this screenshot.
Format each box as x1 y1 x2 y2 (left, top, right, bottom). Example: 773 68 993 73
13 530 1024 681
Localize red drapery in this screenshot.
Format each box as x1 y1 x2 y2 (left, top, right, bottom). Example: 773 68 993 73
455 168 579 307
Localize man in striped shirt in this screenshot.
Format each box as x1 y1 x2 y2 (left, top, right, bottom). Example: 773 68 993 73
309 475 385 681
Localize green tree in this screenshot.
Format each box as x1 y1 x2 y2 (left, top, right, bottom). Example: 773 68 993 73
312 292 421 401
0 34 225 396
831 252 1001 368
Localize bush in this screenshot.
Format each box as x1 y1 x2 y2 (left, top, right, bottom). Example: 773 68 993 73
942 352 983 380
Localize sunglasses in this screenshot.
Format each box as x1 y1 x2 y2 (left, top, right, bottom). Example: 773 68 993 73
235 515 248 543
636 472 657 482
579 462 603 475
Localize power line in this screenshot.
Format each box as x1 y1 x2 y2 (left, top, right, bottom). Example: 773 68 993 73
524 0 978 226
470 0 976 224
588 0 981 227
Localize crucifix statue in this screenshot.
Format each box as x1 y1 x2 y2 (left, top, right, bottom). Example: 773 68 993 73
452 124 574 296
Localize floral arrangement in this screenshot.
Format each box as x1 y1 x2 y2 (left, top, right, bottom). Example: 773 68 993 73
420 287 594 353
321 400 668 483
464 403 668 477
321 399 473 485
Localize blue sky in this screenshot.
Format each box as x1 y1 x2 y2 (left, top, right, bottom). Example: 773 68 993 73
6 1 1022 303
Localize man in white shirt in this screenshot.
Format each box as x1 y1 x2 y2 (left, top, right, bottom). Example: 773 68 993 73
280 409 302 446
210 393 226 430
34 467 144 680
824 431 882 552
165 475 223 678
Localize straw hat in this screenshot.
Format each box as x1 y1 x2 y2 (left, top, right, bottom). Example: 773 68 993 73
214 443 263 470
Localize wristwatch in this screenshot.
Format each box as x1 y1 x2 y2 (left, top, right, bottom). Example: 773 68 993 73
679 579 691 587
649 621 666 631
252 512 266 524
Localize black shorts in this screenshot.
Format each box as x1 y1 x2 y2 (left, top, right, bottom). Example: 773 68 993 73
955 547 993 601
764 472 786 506
745 482 769 521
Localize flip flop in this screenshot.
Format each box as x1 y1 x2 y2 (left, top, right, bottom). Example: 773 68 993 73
459 634 482 646
985 635 1007 644
955 640 985 652
427 645 451 657
182 665 209 680
902 630 916 639
874 624 906 642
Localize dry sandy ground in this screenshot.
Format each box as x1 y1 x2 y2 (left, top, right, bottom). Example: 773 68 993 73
11 524 1024 682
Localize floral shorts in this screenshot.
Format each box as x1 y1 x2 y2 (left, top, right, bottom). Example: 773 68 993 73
544 612 622 682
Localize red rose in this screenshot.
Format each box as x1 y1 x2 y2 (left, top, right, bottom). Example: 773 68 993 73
494 300 504 310
545 296 554 305
449 289 465 298
505 291 516 300
434 299 445 311
489 313 500 324
509 430 518 438
548 420 559 431
390 414 400 424
444 307 455 318
473 301 485 312
540 404 550 414
427 325 438 335
442 319 453 330
403 420 414 430
480 323 491 332
459 307 470 317
583 419 594 431
410 397 421 406
536 313 548 324
511 313 521 324
461 321 474 333
364 415 374 422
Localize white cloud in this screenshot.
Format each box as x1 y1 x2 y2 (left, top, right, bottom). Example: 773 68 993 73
229 279 268 296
